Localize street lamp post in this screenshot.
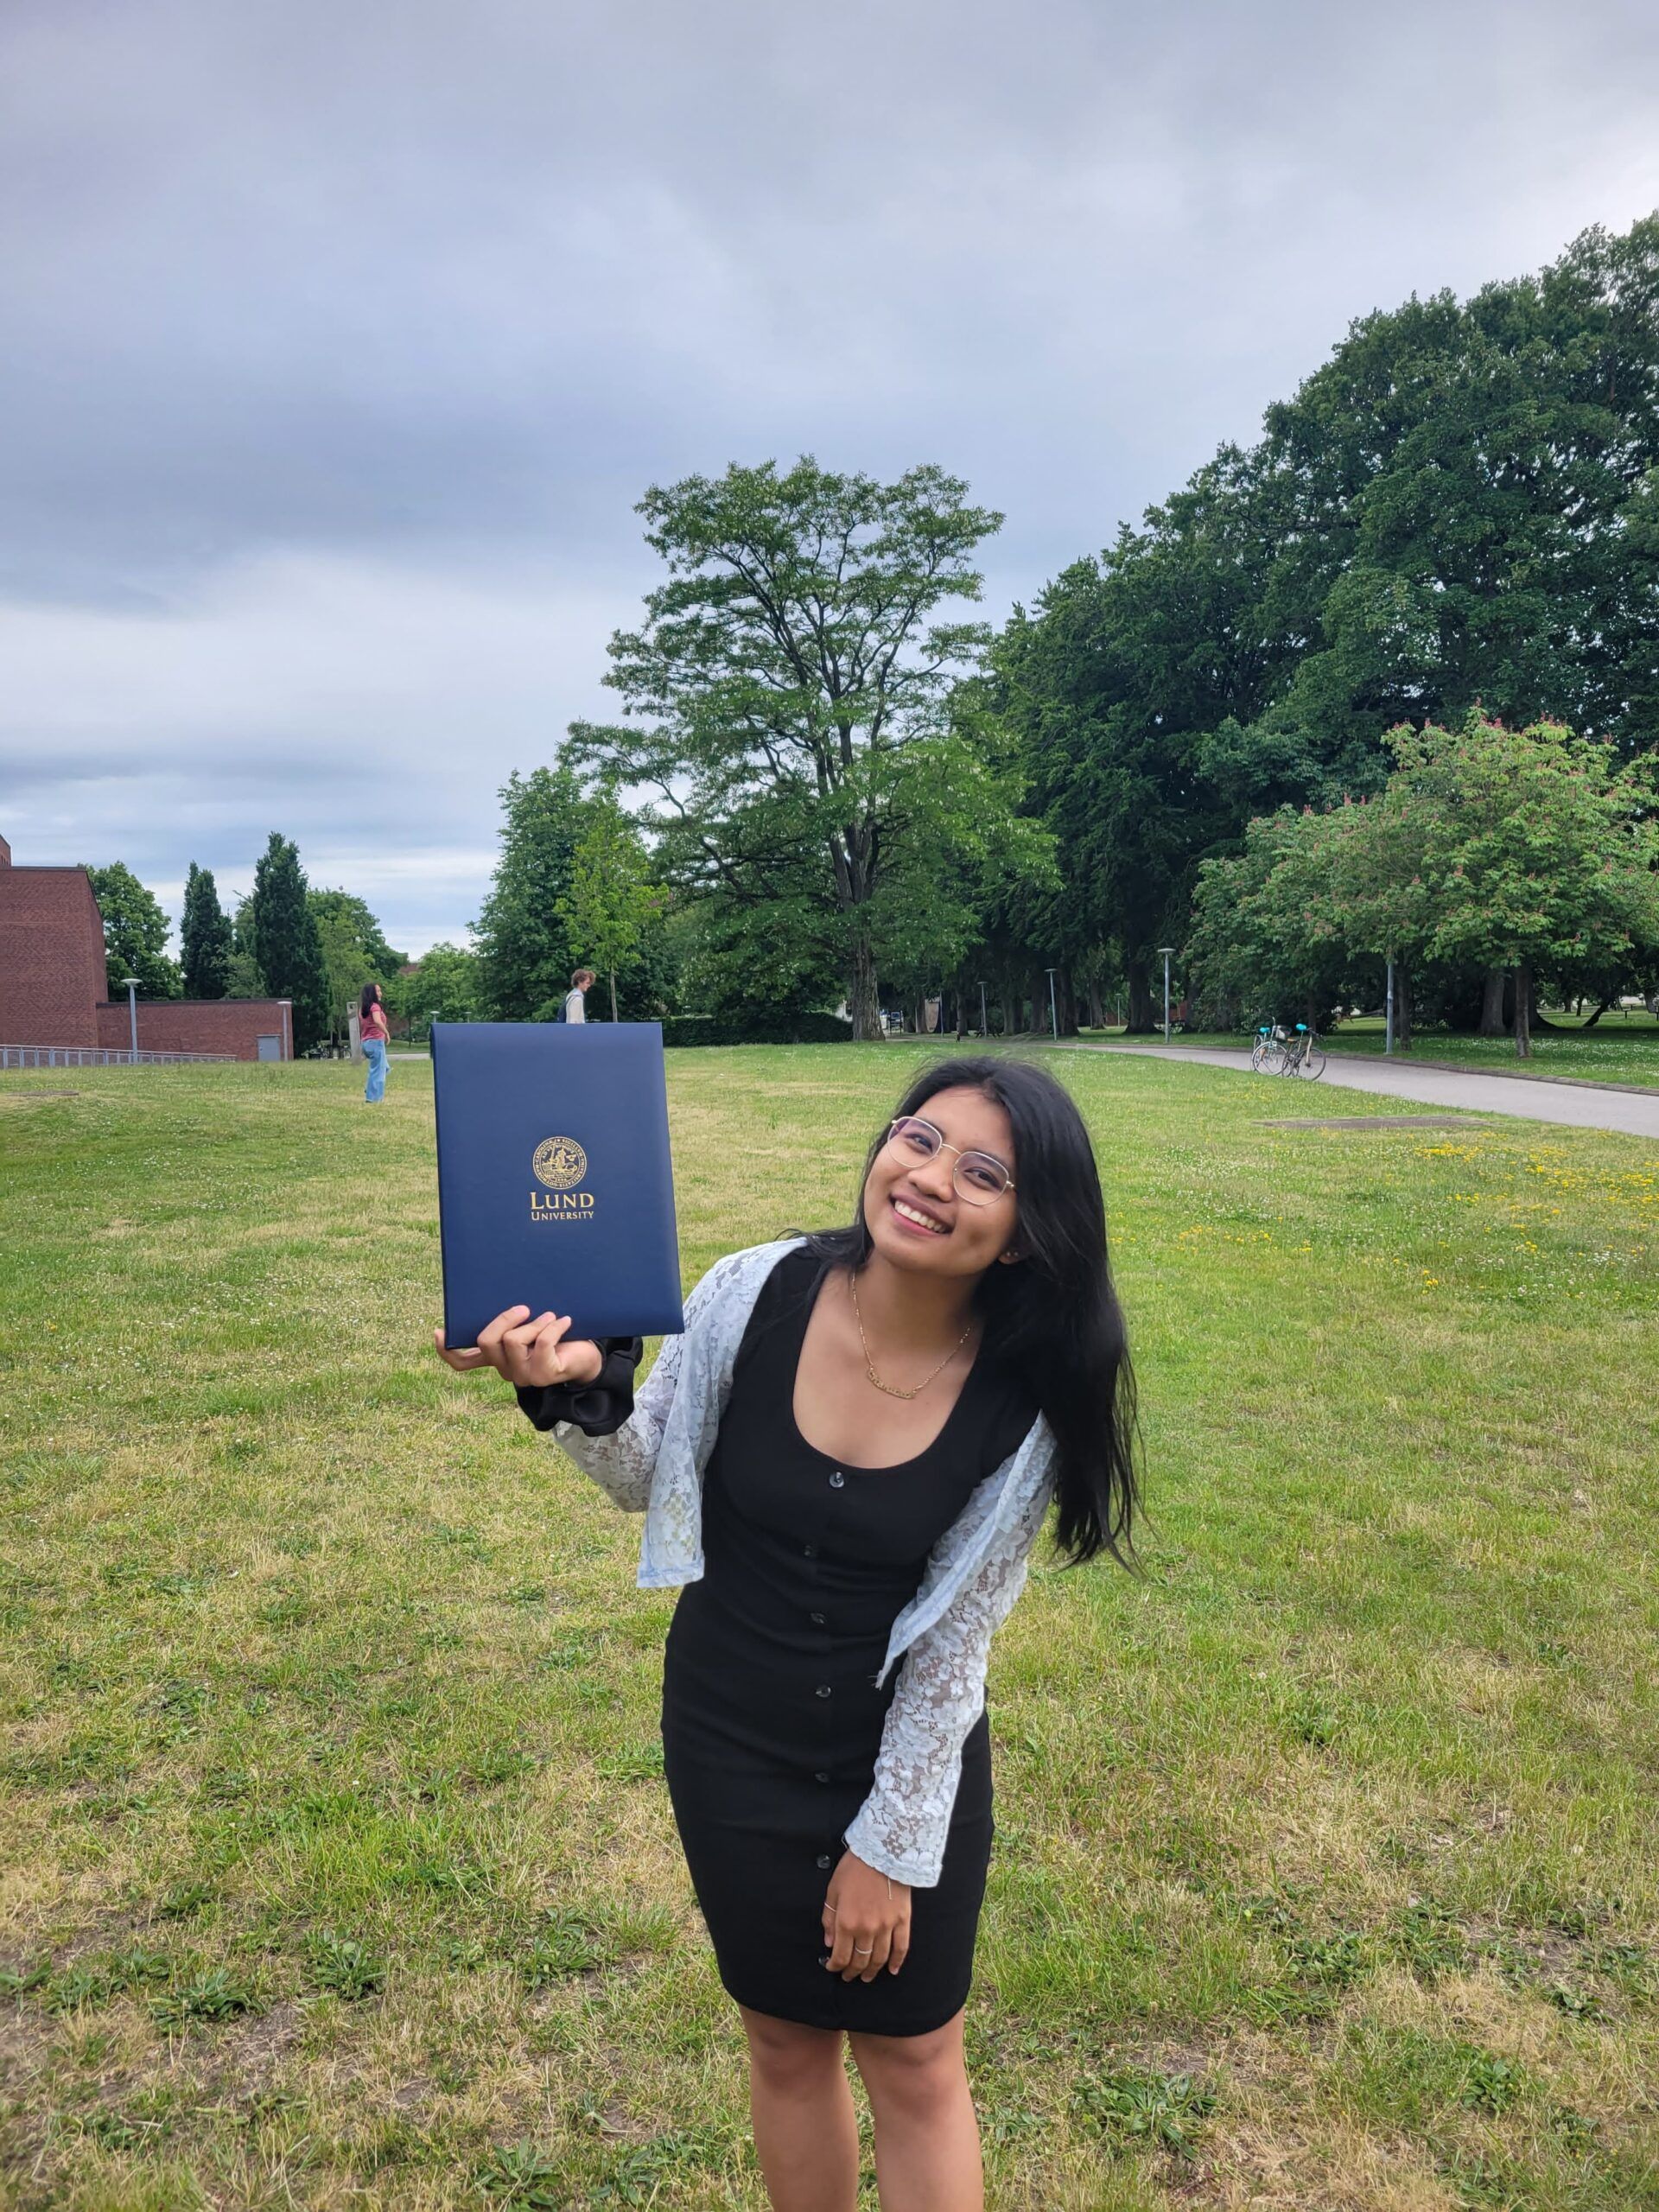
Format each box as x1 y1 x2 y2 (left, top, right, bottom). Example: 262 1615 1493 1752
1384 957 1395 1058
120 977 140 1062
1045 966 1059 1040
1158 947 1176 1045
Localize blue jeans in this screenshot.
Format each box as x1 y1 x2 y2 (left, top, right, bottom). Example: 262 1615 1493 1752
364 1037 387 1103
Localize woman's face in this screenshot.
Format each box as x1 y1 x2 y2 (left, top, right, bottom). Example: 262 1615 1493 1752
861 1084 1018 1281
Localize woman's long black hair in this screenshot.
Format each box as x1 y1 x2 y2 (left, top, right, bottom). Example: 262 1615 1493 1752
803 1055 1140 1569
359 982 381 1019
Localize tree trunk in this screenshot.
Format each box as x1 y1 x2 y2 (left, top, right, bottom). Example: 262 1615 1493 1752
849 930 880 1042
1125 957 1155 1034
1580 998 1612 1030
1478 967 1507 1036
1395 963 1414 1052
608 969 618 1023
1088 980 1104 1029
1513 962 1531 1058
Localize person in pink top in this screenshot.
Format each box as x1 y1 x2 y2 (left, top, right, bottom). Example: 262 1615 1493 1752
360 982 391 1103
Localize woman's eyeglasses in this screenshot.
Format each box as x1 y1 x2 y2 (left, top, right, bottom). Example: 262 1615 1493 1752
885 1116 1015 1205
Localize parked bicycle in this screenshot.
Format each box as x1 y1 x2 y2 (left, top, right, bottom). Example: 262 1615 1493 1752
1250 1020 1287 1072
1250 1020 1326 1078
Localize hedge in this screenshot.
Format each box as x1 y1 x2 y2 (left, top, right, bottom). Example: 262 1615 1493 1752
659 1013 854 1047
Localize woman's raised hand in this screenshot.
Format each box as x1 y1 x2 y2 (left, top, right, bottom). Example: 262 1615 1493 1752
434 1307 605 1390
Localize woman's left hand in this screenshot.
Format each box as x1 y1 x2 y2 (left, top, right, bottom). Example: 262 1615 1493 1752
822 1851 911 1980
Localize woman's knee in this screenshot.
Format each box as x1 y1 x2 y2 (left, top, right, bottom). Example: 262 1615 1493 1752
739 2005 844 2089
848 2016 967 2118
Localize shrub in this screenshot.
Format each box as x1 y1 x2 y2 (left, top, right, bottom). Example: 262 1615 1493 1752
659 1012 852 1048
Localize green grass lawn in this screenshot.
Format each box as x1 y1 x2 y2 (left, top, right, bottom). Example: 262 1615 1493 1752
1084 1013 1659 1090
2 1049 1656 2211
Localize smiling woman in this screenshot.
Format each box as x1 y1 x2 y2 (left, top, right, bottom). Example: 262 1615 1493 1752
435 1053 1139 2212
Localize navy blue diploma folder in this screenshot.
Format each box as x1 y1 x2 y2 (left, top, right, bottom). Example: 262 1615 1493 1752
431 1020 684 1351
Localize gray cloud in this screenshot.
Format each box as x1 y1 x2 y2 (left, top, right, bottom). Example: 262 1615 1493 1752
2 0 1656 951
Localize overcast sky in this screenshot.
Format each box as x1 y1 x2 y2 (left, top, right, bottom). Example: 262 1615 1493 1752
3 0 1656 957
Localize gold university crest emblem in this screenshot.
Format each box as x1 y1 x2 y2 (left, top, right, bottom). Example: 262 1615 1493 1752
531 1135 588 1190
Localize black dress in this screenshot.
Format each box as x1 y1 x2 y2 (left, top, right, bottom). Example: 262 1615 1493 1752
521 1247 1037 2036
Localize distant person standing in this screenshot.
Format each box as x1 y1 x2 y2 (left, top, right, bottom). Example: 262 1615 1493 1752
563 968 595 1024
360 982 391 1103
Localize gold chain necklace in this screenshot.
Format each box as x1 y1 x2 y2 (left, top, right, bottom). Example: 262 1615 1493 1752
849 1273 973 1401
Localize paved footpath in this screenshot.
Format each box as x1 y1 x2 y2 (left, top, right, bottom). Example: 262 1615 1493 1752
1059 1041 1659 1141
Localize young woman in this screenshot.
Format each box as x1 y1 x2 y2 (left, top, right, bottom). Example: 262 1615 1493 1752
359 982 391 1103
435 1056 1138 2212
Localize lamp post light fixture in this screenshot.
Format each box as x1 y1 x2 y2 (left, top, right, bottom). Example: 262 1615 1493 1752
1045 965 1059 1040
1157 947 1176 1045
120 977 140 1062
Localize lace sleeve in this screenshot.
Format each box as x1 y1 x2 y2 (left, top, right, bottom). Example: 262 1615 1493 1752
543 1250 741 1515
842 1471 1052 1888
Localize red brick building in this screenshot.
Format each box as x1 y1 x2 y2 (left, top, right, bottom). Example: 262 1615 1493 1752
0 833 291 1062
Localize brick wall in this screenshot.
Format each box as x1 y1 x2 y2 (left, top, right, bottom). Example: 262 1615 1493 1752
0 863 110 1047
94 999 293 1061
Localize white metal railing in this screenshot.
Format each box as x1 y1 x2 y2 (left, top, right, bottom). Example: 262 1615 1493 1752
0 1043 237 1068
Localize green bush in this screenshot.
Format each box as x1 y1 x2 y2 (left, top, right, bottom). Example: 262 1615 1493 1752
660 1012 851 1047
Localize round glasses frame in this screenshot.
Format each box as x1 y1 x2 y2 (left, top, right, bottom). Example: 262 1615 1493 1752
884 1116 1016 1205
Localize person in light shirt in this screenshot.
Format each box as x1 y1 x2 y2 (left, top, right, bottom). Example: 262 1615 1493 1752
563 967 595 1023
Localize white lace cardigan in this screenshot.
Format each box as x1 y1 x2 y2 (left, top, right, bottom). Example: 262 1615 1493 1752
543 1236 1058 1887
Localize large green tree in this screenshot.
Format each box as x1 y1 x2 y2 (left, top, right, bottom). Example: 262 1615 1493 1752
180 862 232 999
83 862 181 1000
565 456 1027 1038
472 766 591 1020
993 447 1285 1027
384 944 482 1039
1370 714 1659 1056
307 889 407 1045
247 834 330 1052
1186 714 1659 1055
556 798 660 1023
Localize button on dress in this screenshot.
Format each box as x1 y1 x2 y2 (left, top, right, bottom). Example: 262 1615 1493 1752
657 1248 1037 2035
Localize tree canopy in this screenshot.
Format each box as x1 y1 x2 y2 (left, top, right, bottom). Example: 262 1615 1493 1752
246 834 330 1052
308 889 407 1044
566 456 1039 1037
180 863 233 1000
1186 713 1659 1054
83 862 181 1000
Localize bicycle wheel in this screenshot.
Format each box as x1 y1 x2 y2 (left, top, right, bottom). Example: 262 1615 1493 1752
1296 1043 1326 1079
1250 1038 1274 1072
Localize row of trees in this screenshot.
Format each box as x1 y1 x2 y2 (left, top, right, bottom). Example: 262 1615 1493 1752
541 214 1658 1041
87 837 406 1055
90 213 1659 1052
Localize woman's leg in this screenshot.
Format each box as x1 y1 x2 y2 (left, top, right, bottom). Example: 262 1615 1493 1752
847 2009 982 2212
365 1040 385 1103
738 2005 860 2212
